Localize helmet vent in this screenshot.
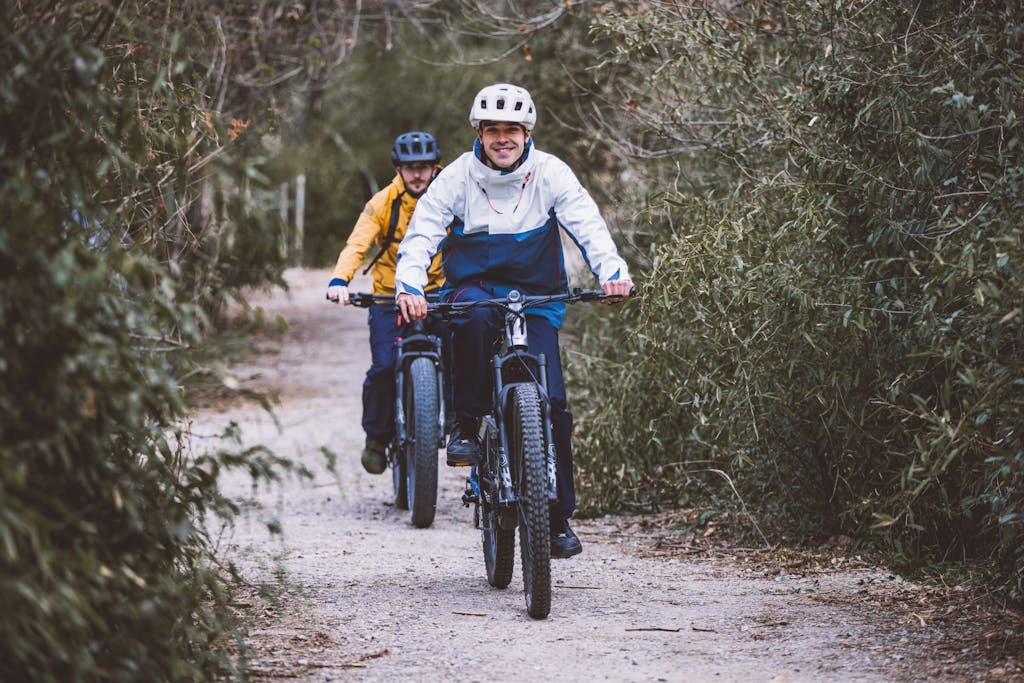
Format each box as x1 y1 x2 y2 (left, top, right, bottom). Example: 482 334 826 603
391 131 441 164
496 98 506 110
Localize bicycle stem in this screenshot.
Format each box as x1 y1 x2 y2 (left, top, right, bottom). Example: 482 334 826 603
506 290 528 350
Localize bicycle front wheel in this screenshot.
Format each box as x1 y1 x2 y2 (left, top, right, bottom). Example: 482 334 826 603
510 383 551 619
406 356 439 528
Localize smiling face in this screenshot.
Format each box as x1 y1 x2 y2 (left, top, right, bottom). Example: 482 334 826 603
476 121 531 169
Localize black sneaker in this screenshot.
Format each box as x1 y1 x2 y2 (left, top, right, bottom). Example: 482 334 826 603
551 520 583 559
446 420 480 466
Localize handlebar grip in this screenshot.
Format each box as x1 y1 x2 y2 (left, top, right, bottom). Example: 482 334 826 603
351 292 440 307
572 287 638 299
603 285 637 299
349 292 376 308
596 285 637 303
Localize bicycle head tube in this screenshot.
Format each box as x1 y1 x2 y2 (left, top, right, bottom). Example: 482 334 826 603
506 290 528 349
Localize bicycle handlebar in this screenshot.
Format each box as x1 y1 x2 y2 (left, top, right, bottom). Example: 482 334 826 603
348 292 442 308
349 286 636 313
427 286 636 316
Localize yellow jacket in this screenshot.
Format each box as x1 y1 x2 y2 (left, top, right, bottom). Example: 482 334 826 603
331 172 445 295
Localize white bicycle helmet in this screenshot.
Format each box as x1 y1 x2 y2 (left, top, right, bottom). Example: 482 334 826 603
469 83 537 130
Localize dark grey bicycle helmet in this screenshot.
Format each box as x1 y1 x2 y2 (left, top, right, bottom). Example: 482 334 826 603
391 131 441 165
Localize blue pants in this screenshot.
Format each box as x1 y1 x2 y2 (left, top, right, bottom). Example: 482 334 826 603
362 304 402 445
448 284 576 523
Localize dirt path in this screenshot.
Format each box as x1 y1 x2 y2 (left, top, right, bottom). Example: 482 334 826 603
197 268 1018 682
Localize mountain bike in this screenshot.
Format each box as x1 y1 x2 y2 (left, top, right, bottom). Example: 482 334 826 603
430 288 626 619
350 293 447 528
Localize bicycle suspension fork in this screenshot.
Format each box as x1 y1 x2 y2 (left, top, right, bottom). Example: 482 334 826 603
536 352 558 502
490 354 558 505
491 359 515 504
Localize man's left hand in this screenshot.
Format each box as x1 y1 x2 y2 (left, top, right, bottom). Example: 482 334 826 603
602 279 634 303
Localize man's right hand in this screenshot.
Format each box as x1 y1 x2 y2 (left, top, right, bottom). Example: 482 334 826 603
396 292 428 320
326 284 350 305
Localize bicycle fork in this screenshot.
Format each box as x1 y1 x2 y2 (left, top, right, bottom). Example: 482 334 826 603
536 352 558 502
490 357 558 506
392 323 446 451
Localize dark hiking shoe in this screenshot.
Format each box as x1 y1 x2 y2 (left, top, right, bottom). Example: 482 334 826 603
361 439 387 474
551 520 583 559
446 421 480 466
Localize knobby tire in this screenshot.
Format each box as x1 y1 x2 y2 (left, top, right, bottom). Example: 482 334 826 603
482 418 515 588
510 383 551 619
406 357 439 528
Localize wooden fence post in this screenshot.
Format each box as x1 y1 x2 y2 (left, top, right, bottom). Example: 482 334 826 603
279 181 290 260
294 174 306 265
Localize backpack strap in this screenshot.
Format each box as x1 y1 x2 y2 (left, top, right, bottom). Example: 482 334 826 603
362 190 405 275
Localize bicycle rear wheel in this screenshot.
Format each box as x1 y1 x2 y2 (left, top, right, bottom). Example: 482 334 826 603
509 383 551 619
481 420 515 588
406 356 439 528
482 505 515 588
391 444 408 510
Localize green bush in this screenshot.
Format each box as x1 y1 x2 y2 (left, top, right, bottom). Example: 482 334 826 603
569 1 1023 600
0 5 295 679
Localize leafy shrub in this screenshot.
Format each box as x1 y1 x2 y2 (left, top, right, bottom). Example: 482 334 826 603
568 1 1024 600
0 5 295 679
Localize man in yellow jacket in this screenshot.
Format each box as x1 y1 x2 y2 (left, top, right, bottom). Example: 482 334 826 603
326 131 445 474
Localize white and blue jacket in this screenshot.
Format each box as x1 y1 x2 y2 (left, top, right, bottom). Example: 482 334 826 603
395 141 630 328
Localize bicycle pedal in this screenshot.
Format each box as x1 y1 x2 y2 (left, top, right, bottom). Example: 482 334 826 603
461 491 479 506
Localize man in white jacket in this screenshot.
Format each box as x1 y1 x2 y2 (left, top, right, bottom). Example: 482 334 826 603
395 83 633 558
